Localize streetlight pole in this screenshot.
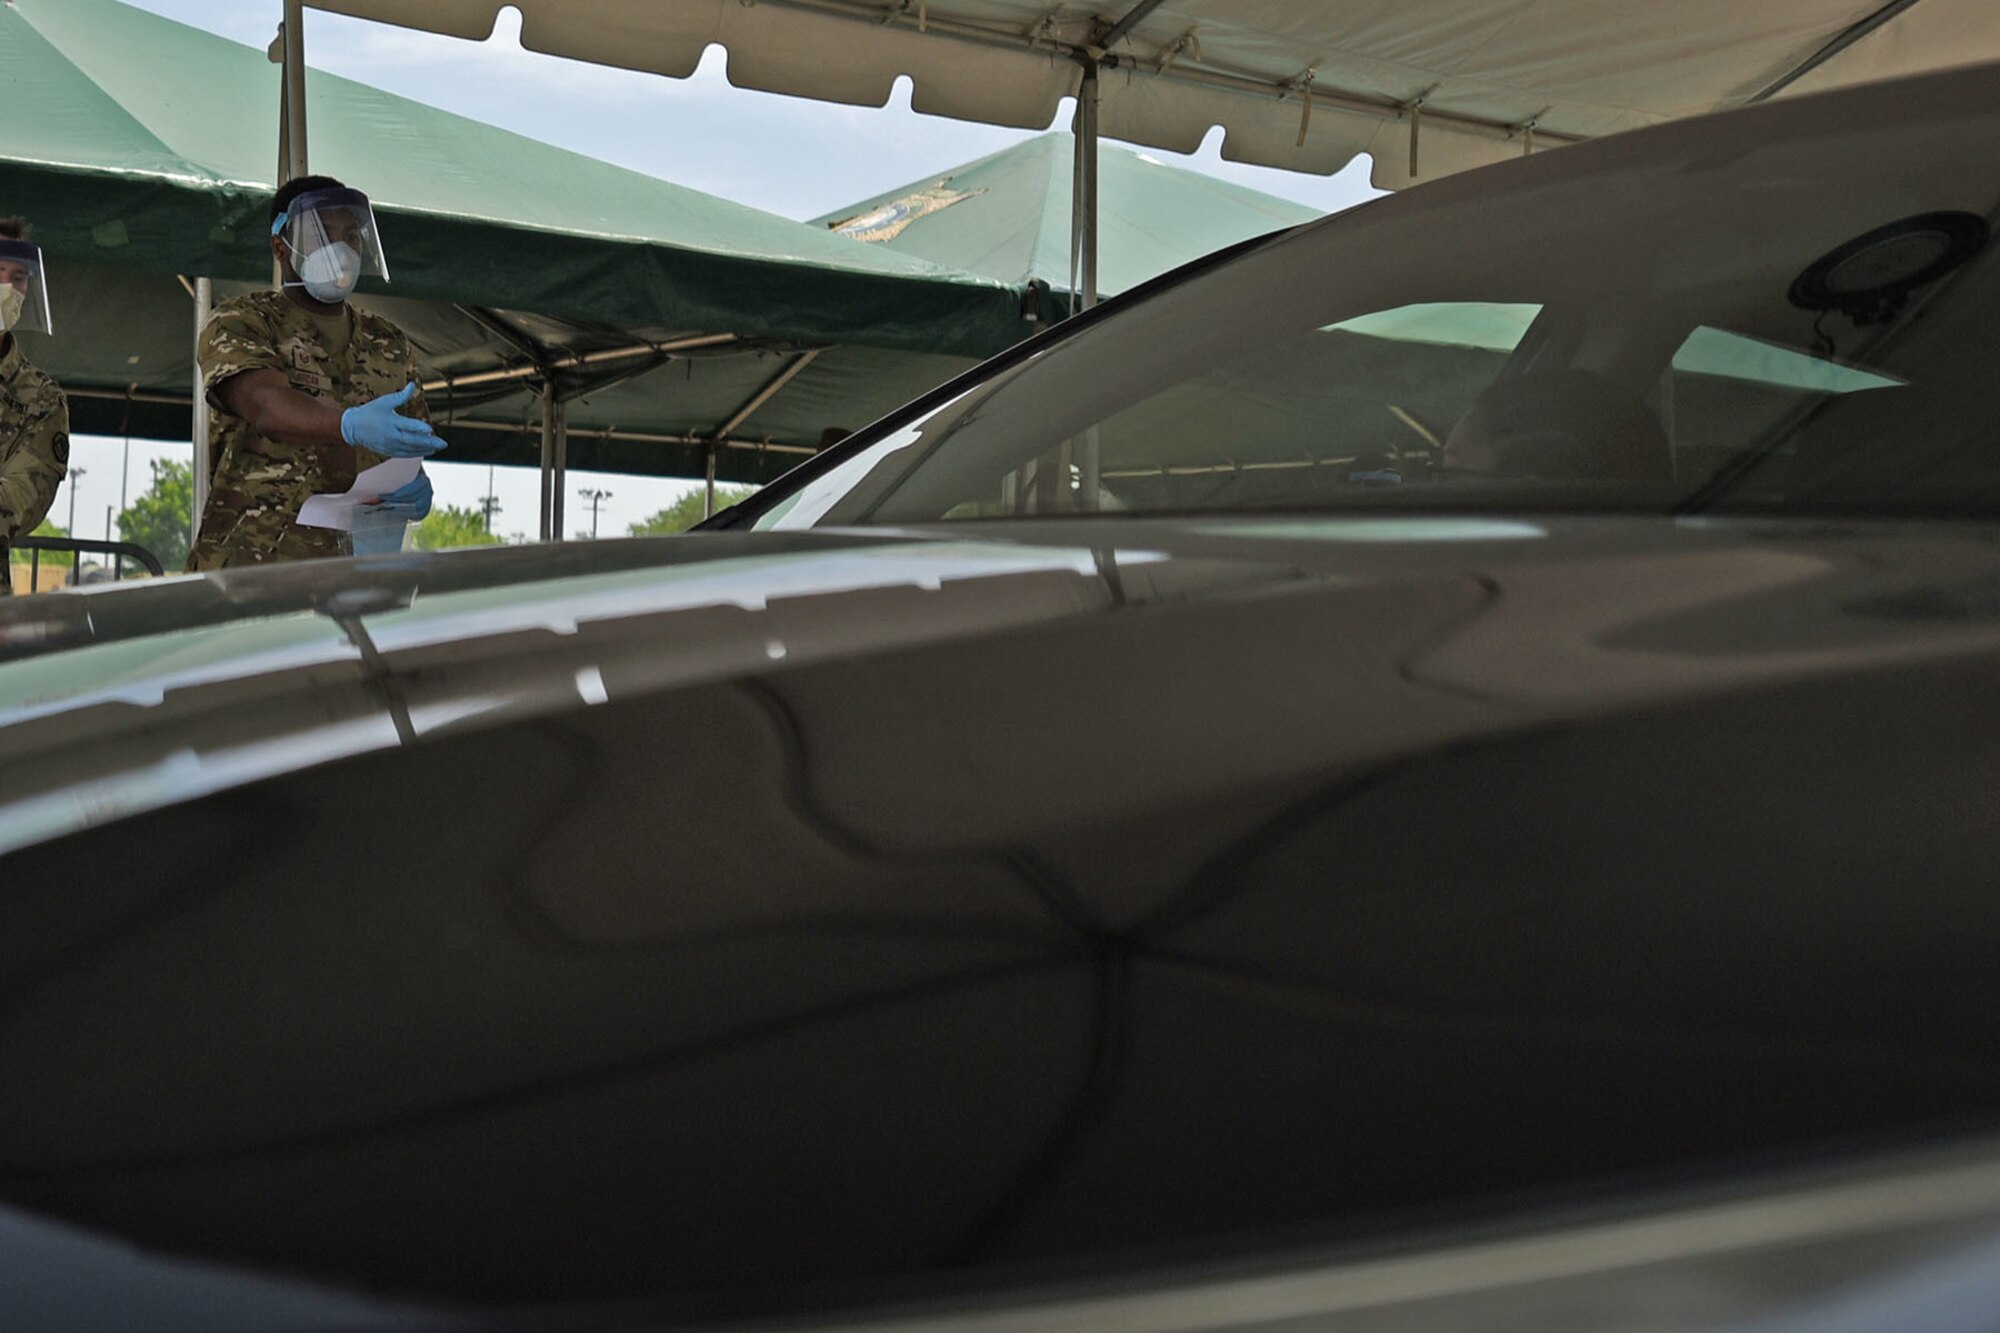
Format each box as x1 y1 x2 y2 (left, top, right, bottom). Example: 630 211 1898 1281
578 487 612 539
65 466 85 536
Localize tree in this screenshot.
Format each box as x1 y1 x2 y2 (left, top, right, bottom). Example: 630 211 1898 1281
117 458 194 573
412 503 504 551
628 485 758 536
9 517 71 567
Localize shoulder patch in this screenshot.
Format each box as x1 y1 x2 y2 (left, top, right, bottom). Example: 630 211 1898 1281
53 431 68 466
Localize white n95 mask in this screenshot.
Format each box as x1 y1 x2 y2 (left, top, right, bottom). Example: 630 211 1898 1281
295 241 362 303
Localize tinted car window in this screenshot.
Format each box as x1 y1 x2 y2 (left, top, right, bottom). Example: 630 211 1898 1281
750 71 1997 528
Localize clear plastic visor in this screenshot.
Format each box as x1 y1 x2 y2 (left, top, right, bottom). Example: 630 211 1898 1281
275 187 389 284
0 240 53 336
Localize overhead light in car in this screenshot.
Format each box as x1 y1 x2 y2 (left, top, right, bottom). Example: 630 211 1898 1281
1789 211 1989 325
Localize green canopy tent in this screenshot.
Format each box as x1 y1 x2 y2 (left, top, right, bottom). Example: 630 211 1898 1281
0 0 1035 534
817 133 1321 315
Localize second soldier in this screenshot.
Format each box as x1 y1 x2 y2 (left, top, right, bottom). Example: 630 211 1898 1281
0 215 69 594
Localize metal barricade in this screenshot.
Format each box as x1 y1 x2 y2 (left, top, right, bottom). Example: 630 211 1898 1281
7 535 166 594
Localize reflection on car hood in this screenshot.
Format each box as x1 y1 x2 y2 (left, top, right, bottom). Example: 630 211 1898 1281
5 514 2000 856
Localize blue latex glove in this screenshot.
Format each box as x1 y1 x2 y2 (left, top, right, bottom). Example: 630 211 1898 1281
340 382 446 458
369 470 433 521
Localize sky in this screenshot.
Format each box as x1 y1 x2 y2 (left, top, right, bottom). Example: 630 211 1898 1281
58 0 1383 547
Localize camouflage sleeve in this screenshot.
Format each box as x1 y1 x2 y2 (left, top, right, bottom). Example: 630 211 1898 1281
407 347 432 425
0 393 68 543
198 301 287 411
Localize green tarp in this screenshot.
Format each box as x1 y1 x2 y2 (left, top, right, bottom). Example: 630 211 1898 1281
816 134 1322 306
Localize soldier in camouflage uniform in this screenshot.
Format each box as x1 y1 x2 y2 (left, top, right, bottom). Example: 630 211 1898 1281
191 174 445 571
0 217 69 597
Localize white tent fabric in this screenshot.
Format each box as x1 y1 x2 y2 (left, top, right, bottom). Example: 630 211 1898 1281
1781 0 1994 96
305 0 1999 188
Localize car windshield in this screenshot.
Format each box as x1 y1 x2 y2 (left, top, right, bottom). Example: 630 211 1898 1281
749 68 2000 531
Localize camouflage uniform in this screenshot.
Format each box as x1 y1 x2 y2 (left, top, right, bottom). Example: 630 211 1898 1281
189 290 429 570
0 336 70 597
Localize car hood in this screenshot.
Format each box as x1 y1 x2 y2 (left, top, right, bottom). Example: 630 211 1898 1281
7 512 2000 1316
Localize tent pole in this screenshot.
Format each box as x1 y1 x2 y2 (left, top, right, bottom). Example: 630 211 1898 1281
701 346 822 518
419 333 737 394
1072 57 1102 507
1072 61 1104 320
1078 59 1100 311
191 277 212 553
552 400 569 540
281 0 308 180
716 349 823 441
419 416 815 457
1068 98 1083 319
273 1 307 287
538 389 555 541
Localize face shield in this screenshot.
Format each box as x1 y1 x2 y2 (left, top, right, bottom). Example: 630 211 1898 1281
0 239 53 336
272 187 389 304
